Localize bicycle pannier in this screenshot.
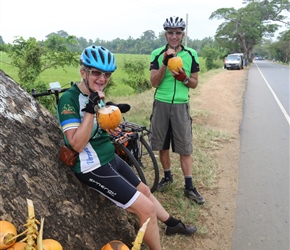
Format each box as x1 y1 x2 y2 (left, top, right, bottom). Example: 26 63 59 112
59 145 79 167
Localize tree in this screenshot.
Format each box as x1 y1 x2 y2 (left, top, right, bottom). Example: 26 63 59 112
6 35 79 90
210 0 290 63
0 35 4 44
6 37 42 87
141 30 156 41
46 30 70 38
270 29 290 62
252 38 273 59
201 45 219 70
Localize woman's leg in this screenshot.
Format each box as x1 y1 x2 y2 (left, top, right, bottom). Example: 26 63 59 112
126 191 162 250
137 182 170 222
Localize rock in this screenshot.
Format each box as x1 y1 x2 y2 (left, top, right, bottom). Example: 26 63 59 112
0 70 136 249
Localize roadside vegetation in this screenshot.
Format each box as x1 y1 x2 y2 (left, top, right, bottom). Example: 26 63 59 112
0 51 222 113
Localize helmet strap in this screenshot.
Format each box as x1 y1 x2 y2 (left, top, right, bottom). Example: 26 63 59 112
84 70 94 94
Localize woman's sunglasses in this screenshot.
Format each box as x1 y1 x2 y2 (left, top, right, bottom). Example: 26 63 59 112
88 69 112 79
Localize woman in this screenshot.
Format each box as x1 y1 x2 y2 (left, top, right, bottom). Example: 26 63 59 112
57 45 196 250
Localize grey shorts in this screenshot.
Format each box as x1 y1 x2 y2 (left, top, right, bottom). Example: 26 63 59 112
150 100 193 155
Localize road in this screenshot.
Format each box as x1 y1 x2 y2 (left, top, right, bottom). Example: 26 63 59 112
231 61 290 250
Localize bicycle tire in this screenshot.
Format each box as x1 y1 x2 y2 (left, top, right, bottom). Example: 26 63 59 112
139 136 159 193
114 143 147 185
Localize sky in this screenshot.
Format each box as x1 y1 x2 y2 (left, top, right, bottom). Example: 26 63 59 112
0 0 270 44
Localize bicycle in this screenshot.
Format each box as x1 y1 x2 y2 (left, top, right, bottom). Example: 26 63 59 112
111 120 159 193
32 82 159 193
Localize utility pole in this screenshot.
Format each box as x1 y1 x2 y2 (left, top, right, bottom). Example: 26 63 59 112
185 13 188 46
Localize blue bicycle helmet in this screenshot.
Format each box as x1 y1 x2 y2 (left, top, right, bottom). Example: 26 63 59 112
80 45 117 72
163 16 186 31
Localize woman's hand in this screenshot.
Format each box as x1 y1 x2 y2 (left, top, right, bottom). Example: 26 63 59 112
97 90 105 99
106 127 121 136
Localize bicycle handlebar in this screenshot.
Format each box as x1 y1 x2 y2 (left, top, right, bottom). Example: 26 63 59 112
120 121 147 132
31 87 70 98
31 81 74 104
32 81 74 97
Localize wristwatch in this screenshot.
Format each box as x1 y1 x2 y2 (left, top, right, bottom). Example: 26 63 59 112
183 77 189 85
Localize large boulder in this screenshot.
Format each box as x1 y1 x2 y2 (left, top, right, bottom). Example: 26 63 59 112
0 70 136 249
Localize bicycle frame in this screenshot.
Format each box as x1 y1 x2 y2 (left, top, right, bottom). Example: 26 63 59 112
111 120 159 192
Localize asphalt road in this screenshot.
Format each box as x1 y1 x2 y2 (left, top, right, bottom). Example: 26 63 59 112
231 61 290 250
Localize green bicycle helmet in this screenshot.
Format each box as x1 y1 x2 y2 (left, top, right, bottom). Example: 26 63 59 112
163 16 186 31
80 45 117 72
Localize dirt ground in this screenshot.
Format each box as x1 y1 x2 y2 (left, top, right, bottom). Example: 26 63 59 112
193 68 248 250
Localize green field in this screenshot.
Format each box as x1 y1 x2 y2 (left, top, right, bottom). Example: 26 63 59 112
0 52 214 97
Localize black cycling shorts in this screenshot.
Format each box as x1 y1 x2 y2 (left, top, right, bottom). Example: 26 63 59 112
75 154 141 209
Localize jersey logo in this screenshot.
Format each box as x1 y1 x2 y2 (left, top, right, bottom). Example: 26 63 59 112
61 104 76 115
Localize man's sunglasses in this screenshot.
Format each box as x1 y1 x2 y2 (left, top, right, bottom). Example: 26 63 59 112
88 69 112 79
166 31 183 36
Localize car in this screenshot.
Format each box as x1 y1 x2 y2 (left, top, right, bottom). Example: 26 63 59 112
224 54 244 70
254 56 263 60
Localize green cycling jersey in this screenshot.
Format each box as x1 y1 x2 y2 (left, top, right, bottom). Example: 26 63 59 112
150 45 199 104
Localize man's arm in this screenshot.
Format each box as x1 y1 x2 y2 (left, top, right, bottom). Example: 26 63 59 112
185 72 198 89
150 66 167 88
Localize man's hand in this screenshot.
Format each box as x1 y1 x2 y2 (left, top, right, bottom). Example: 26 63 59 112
173 68 187 82
163 52 174 66
82 92 100 114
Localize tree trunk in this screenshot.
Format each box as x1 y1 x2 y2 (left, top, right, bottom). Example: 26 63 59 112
0 70 137 249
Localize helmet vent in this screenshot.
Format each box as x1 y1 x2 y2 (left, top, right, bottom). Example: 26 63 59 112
84 49 89 58
98 48 105 64
108 53 112 64
91 50 98 63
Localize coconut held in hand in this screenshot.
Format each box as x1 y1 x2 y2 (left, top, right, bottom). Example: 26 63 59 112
97 105 122 130
168 56 183 71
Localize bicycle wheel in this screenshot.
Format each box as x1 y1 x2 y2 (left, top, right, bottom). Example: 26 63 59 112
139 136 159 193
114 143 146 185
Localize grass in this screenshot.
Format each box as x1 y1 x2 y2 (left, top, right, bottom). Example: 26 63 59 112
0 51 215 95
0 51 227 249
112 69 231 250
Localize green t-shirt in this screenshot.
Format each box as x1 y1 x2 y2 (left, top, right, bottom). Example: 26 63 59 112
150 45 199 103
57 84 115 173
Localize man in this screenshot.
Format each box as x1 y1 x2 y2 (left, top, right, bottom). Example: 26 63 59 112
149 16 205 205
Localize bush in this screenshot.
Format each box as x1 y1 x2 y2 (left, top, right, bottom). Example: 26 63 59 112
201 46 219 70
122 59 151 93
